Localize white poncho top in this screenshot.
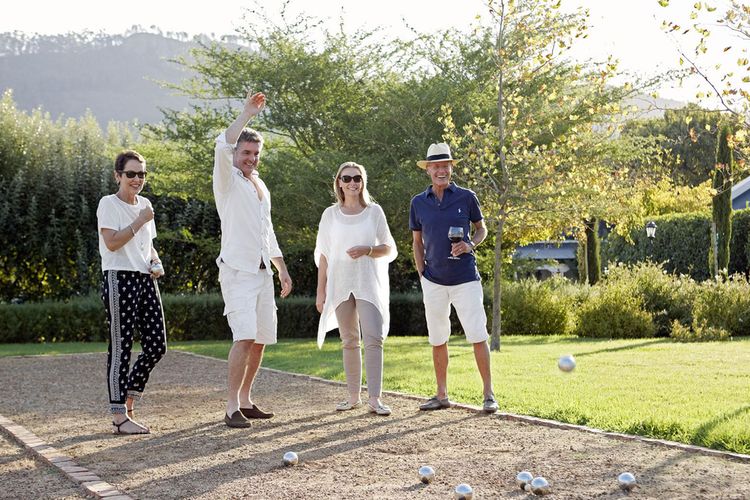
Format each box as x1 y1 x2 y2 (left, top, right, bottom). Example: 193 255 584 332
314 203 397 348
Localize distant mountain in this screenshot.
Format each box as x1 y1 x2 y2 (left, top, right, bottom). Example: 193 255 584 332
0 31 688 127
0 32 199 125
623 94 687 119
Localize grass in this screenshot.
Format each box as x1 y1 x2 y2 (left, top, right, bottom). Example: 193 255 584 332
2 335 749 455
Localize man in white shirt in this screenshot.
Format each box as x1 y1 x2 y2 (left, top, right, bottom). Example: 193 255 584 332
214 90 293 428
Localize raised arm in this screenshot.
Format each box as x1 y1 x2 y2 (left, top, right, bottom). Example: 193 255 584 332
226 91 266 145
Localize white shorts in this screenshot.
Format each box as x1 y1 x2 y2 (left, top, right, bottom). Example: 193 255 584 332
219 262 277 344
420 277 489 346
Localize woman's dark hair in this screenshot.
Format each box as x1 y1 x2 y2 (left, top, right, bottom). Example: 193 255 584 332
114 150 146 172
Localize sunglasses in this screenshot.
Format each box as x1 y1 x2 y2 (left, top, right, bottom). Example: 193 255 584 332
340 175 363 184
119 170 148 179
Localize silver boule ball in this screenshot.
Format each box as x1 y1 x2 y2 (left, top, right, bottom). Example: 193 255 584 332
530 476 551 495
618 472 637 491
418 465 435 484
454 483 473 500
558 354 576 372
282 451 298 466
516 471 534 490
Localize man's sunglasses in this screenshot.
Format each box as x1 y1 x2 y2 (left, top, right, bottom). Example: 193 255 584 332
340 175 363 183
119 171 148 179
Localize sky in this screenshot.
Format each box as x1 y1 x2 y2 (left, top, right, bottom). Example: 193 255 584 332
2 0 738 104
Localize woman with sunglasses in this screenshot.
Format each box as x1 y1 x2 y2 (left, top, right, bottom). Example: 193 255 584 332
315 162 397 416
96 150 167 434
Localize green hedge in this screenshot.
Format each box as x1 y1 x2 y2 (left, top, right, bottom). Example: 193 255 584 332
604 208 750 281
4 266 749 343
0 293 462 343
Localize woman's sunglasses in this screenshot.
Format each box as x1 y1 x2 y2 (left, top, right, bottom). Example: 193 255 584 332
119 170 148 179
340 175 362 183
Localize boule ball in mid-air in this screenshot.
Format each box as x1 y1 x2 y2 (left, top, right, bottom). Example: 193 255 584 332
558 354 576 372
418 465 435 484
282 451 298 466
618 472 637 491
454 483 473 500
530 476 551 495
516 471 534 490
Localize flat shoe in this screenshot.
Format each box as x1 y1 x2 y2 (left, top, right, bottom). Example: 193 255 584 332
224 410 252 428
112 418 149 435
368 402 392 416
419 396 451 411
240 404 274 419
483 395 499 413
336 399 362 411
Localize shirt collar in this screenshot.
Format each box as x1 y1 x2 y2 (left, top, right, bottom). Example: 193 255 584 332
425 182 457 198
233 166 261 180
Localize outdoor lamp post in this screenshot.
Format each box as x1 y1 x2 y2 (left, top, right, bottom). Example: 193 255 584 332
645 221 657 261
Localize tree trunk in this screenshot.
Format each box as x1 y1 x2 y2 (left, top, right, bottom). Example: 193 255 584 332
584 218 601 285
490 217 504 351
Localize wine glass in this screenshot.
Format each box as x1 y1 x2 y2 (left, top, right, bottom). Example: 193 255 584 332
447 226 464 260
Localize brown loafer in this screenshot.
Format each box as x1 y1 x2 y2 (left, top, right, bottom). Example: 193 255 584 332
240 404 274 419
224 410 252 428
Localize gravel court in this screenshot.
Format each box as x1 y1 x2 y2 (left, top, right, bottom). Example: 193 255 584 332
0 432 88 499
0 351 749 499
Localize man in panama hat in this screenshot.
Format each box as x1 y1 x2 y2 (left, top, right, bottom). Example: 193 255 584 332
409 142 498 413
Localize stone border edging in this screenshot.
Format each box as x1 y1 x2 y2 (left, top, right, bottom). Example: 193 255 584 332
179 351 750 463
0 414 133 499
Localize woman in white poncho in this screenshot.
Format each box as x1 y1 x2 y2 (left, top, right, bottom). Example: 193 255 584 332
315 161 397 416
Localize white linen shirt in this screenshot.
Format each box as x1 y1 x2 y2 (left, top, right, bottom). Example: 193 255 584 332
213 132 282 274
97 194 157 274
314 204 397 348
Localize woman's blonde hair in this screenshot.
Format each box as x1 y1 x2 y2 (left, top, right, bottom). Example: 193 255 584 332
333 161 373 207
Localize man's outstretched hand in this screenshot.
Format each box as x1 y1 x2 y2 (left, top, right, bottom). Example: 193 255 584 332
245 91 266 116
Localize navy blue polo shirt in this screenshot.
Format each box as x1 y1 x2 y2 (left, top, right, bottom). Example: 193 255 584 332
409 182 483 286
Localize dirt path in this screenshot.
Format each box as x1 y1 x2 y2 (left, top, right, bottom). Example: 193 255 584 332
1 351 748 499
0 432 87 499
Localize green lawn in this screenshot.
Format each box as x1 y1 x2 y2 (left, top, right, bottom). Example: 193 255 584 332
2 336 748 454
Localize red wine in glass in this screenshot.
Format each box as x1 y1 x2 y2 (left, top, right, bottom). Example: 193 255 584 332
448 226 464 260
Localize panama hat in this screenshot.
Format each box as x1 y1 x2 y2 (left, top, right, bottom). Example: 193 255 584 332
416 143 462 169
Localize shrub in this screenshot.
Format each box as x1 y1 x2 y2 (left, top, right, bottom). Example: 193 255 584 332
573 283 656 339
604 262 696 337
500 277 578 335
670 320 731 343
692 275 750 337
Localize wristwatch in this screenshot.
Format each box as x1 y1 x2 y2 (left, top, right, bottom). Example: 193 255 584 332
468 240 476 250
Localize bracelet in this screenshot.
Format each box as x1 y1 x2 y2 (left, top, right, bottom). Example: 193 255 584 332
368 246 373 256
128 225 136 237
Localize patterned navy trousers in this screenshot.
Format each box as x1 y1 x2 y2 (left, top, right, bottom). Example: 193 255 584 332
101 270 167 414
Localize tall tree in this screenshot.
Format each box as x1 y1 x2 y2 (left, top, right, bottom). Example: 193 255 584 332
439 0 658 350
658 0 750 165
623 104 724 186
152 6 490 273
659 1 750 124
711 125 734 276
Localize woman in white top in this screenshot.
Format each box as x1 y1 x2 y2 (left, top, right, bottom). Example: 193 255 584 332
97 150 166 435
315 162 397 415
